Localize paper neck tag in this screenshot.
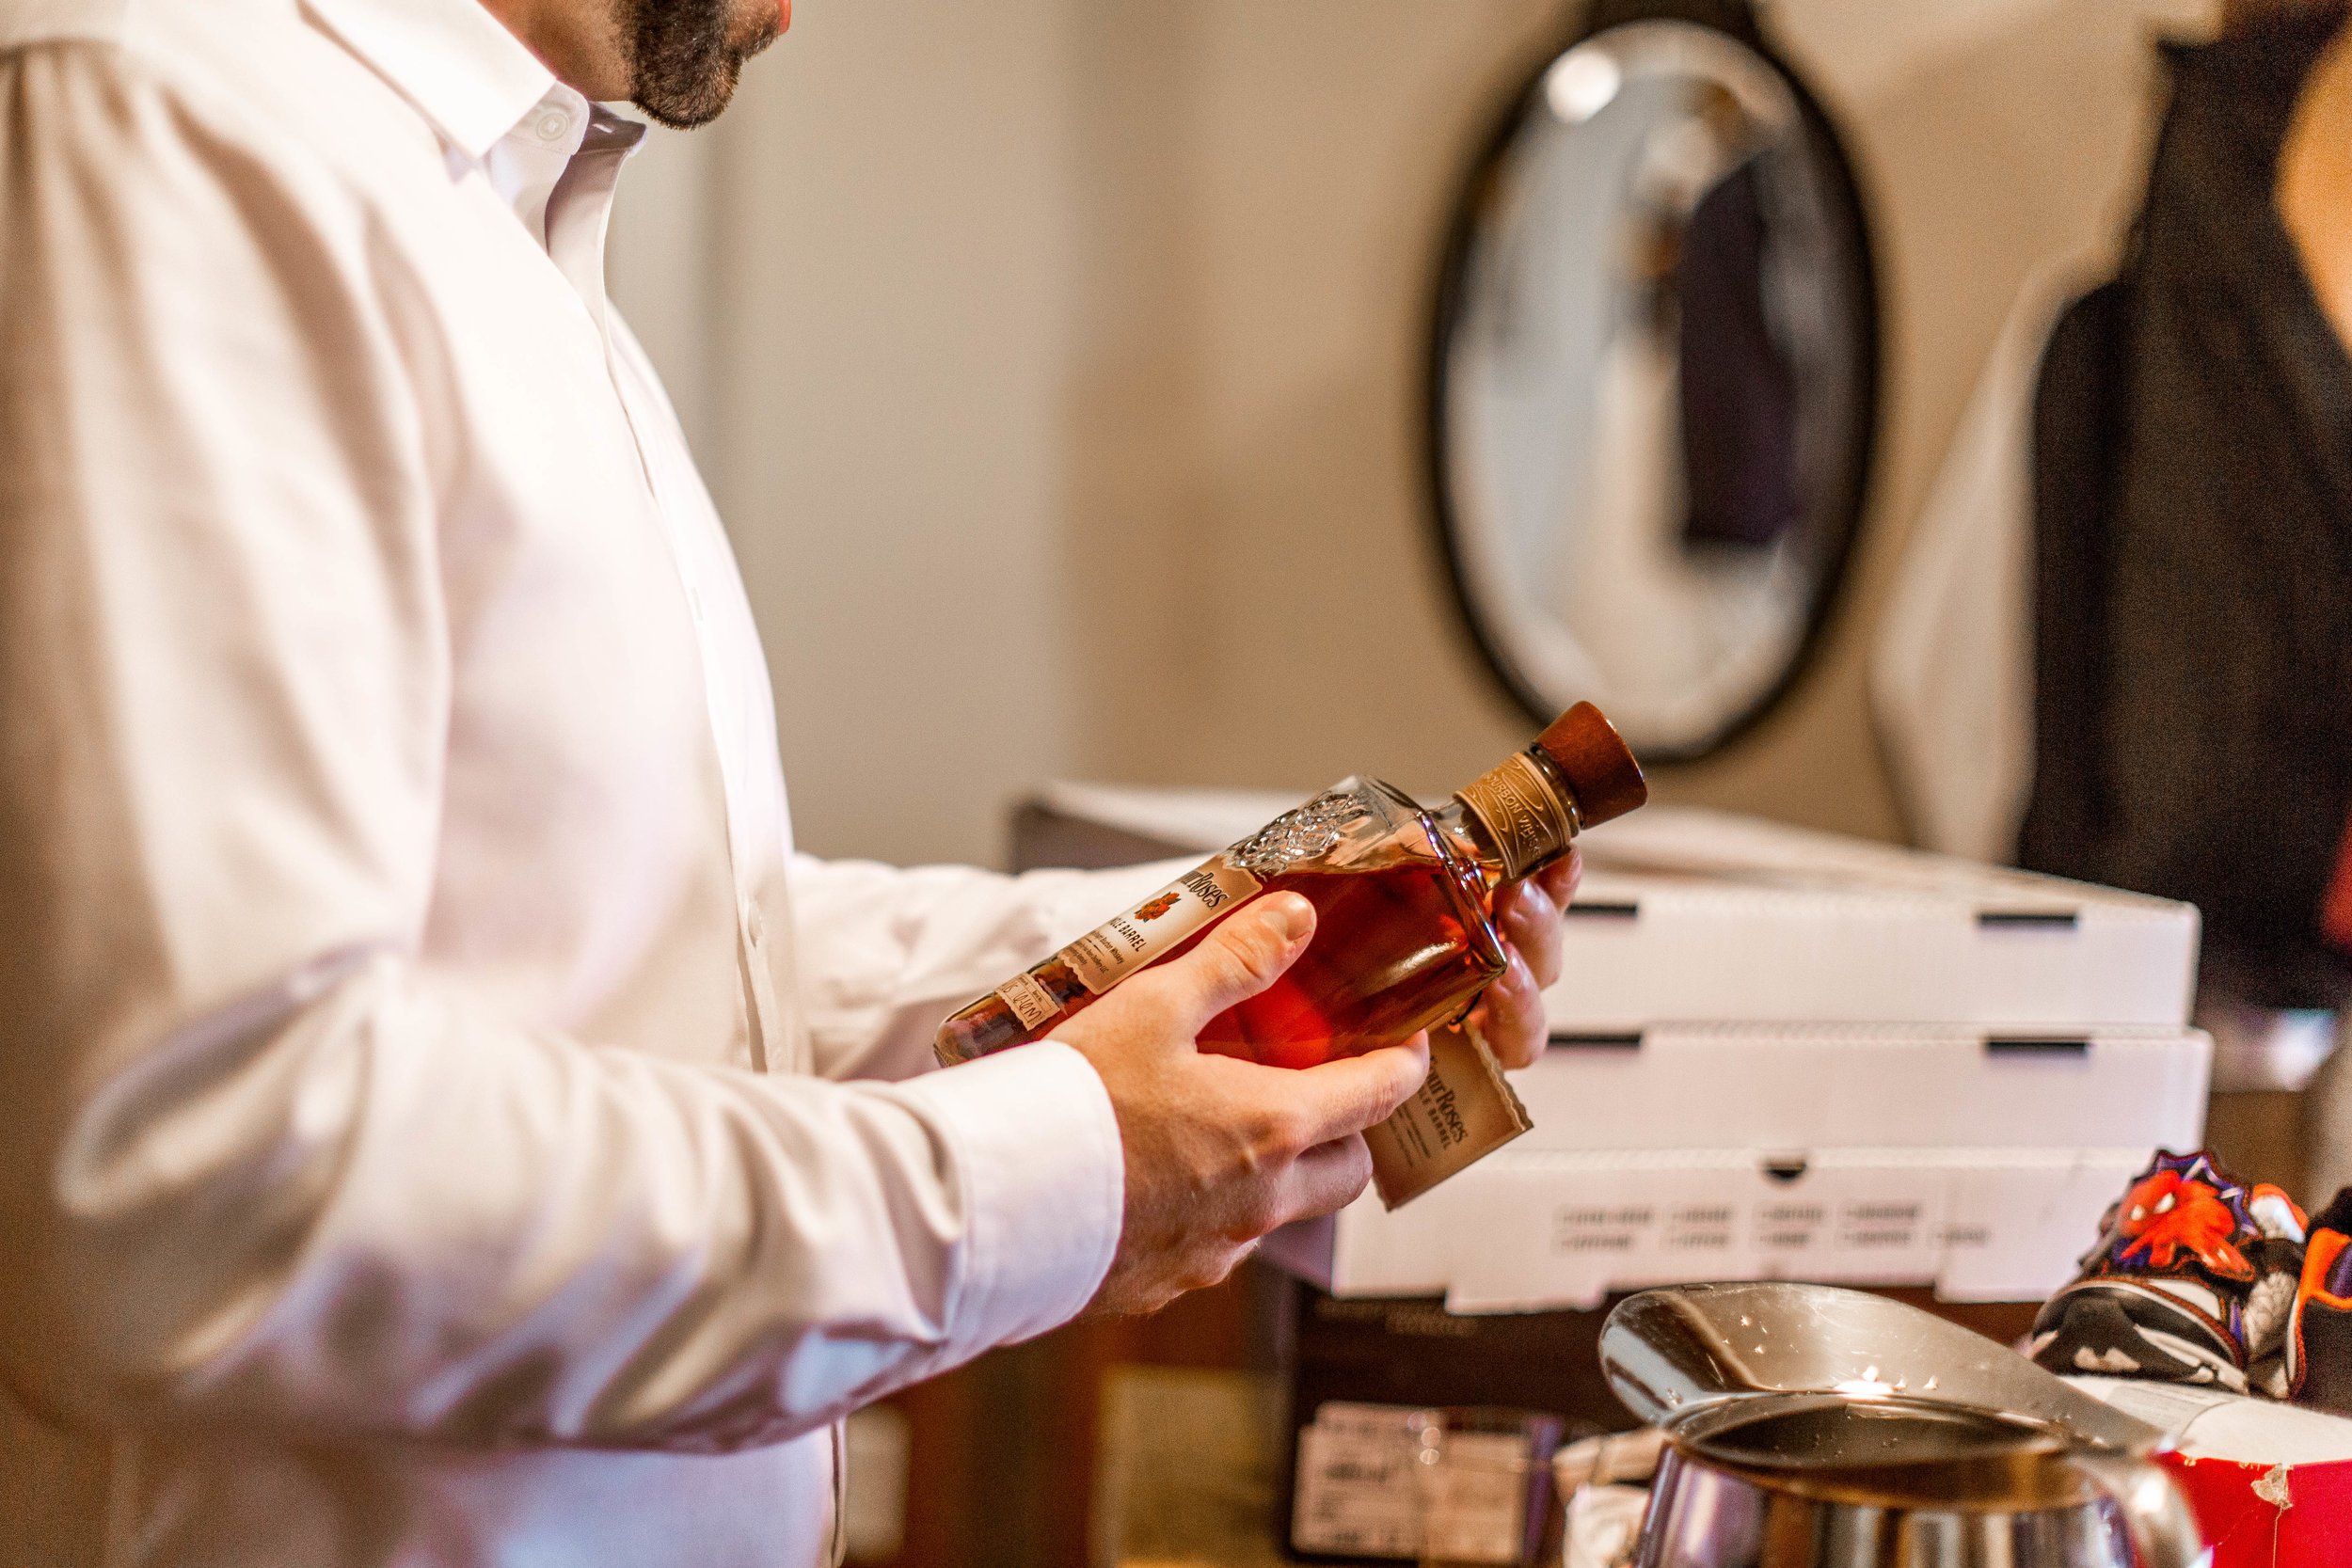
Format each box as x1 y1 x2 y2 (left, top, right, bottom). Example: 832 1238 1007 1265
1366 1022 1533 1209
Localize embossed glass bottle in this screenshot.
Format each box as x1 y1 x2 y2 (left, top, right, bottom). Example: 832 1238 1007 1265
933 704 1646 1070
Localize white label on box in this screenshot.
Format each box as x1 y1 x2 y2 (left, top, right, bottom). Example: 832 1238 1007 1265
1290 1405 1533 1563
1291 1404 1422 1559
1419 1432 1532 1564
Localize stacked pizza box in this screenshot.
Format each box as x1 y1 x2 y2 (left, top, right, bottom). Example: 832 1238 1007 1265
1019 787 2210 1312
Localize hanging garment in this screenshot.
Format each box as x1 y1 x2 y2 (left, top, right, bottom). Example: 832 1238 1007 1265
1876 12 2352 1007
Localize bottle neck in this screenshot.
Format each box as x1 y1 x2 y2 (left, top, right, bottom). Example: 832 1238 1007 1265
1438 746 1583 882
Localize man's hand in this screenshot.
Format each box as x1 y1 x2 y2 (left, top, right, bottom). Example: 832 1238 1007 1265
1055 894 1429 1317
1466 849 1581 1070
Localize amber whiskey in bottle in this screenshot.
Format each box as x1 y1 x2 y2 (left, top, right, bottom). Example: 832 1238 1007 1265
933 704 1645 1070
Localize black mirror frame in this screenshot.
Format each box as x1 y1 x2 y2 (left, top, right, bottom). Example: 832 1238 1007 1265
1422 0 1881 765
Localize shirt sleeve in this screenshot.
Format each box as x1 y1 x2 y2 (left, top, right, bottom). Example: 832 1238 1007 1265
0 39 1118 1456
789 854 1198 1082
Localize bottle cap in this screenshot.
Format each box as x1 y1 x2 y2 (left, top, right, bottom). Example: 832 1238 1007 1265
1535 704 1646 829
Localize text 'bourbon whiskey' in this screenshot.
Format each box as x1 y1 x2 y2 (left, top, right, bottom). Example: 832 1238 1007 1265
934 705 1645 1069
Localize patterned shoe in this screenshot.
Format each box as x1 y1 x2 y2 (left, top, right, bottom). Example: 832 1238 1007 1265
2289 1188 2352 1413
2029 1149 2307 1397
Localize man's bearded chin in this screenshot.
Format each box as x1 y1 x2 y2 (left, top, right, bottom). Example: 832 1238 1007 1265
622 0 781 130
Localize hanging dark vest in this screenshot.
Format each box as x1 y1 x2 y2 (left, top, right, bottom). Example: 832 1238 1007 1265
2020 9 2352 1007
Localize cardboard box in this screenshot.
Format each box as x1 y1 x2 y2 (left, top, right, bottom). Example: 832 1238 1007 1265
1544 810 2197 1033
1263 1026 2205 1309
1512 1024 2210 1153
1265 1146 2155 1311
1024 790 2201 1031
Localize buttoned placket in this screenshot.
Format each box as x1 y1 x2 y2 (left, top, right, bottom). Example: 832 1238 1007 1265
514 103 794 1072
502 91 840 1561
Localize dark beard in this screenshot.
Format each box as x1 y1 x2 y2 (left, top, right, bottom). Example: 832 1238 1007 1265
622 0 780 129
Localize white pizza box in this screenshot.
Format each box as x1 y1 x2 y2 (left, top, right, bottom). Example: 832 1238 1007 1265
1513 1023 2210 1153
1262 1146 2153 1312
1025 789 2201 1031
1541 808 2198 1032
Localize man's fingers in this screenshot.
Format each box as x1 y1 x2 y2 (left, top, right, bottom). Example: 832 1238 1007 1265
1140 892 1316 1030
1536 850 1581 908
1495 877 1566 991
1284 1037 1430 1148
1277 1133 1377 1225
1470 951 1547 1070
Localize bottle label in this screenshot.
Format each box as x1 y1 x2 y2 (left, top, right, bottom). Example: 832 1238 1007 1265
995 971 1061 1030
1057 861 1264 995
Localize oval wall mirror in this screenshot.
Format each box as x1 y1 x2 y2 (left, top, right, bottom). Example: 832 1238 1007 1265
1428 0 1878 763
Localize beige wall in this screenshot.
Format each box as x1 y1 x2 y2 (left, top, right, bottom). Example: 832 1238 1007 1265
611 0 2204 869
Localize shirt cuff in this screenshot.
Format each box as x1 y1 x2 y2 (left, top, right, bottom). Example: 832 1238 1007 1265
896 1040 1123 1352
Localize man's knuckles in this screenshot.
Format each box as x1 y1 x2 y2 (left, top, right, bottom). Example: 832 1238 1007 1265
1319 1048 1427 1131
1317 1137 1375 1208
1223 1186 1287 1243
1173 1243 1251 1296
1204 919 1299 997
1243 1101 1318 1166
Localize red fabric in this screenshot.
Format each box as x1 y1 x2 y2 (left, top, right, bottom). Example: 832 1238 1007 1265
2156 1451 2352 1566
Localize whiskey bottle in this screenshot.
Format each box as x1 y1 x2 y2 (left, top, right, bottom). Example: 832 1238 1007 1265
934 704 1645 1070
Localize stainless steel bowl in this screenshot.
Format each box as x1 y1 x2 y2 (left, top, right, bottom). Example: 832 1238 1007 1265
1599 1287 2206 1568
1634 1393 2139 1568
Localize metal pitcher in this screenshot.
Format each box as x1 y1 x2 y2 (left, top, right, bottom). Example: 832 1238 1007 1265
1598 1284 2209 1568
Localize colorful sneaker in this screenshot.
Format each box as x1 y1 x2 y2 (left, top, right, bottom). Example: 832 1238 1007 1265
2289 1188 2352 1413
2029 1149 2307 1397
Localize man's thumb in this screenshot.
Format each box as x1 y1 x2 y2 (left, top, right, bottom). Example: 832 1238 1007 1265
1153 892 1315 1029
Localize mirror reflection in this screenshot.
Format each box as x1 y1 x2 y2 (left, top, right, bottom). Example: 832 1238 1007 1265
1434 16 1876 761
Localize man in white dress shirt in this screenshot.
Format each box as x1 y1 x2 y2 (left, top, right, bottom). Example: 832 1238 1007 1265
0 0 1579 1563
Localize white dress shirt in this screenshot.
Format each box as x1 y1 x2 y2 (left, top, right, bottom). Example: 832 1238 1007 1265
0 2 1176 1563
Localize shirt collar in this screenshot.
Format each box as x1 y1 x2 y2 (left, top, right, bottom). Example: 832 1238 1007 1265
304 0 557 163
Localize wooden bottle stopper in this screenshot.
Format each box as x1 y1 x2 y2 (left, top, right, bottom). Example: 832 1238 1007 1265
1534 702 1647 830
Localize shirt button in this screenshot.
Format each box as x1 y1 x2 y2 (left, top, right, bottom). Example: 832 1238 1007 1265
535 111 570 141
744 905 765 946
